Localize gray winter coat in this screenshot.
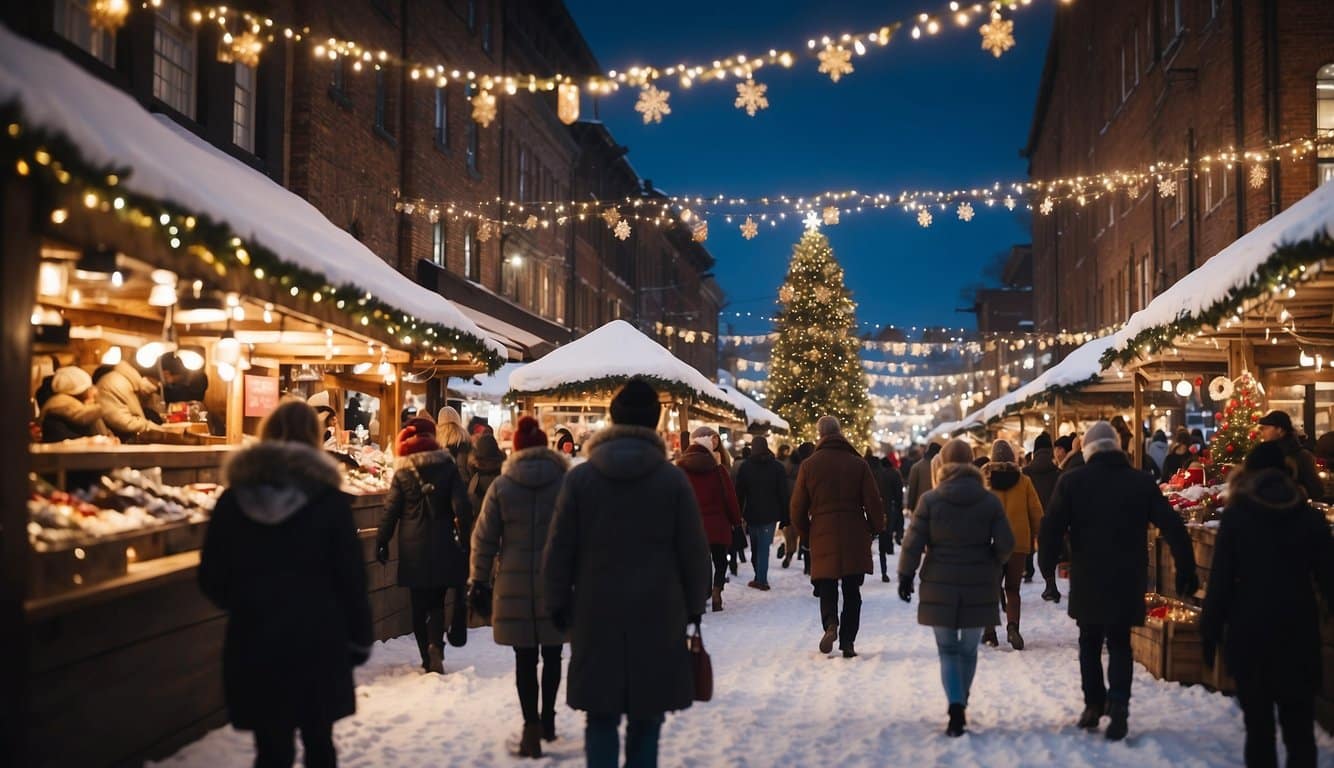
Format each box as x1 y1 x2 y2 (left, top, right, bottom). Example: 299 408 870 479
542 425 711 718
470 447 569 648
898 463 1014 629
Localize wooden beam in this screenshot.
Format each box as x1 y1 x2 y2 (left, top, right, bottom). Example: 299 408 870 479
1133 371 1146 468
1228 340 1256 379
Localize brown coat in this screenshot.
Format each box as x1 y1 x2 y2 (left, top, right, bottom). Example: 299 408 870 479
983 461 1044 554
790 434 886 580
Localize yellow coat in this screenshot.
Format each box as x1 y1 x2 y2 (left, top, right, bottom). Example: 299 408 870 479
983 462 1043 554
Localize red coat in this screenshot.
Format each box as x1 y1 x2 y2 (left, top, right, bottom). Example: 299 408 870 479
677 445 742 546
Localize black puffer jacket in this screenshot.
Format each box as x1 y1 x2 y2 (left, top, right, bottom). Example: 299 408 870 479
199 441 372 731
1201 468 1334 694
1023 447 1061 510
378 450 473 588
543 425 711 718
735 449 789 526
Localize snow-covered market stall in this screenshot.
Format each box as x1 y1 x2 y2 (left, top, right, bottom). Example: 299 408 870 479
0 26 505 766
507 320 745 454
447 362 526 443
717 384 789 437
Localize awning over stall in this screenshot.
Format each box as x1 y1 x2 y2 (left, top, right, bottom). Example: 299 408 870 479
451 363 525 402
718 385 789 433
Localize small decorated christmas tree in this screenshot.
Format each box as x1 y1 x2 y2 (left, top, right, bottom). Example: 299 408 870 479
1206 373 1265 471
767 229 872 443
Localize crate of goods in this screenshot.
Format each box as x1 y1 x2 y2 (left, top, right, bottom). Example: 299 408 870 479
1131 621 1165 678
1134 595 1207 685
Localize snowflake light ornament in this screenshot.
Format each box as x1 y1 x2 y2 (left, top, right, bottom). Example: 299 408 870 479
979 15 1016 58
803 211 822 231
1039 197 1054 215
1003 195 1016 211
471 90 497 127
814 285 833 302
817 45 854 83
740 216 759 240
523 215 539 230
822 206 840 226
1248 163 1268 189
778 284 794 303
1158 177 1178 198
917 209 933 228
957 202 975 222
734 79 769 117
634 85 671 124
613 219 631 241
1127 183 1140 199
477 220 495 242
601 207 621 227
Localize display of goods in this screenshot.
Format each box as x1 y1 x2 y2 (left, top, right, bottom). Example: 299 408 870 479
344 466 392 494
1145 593 1201 624
27 469 222 548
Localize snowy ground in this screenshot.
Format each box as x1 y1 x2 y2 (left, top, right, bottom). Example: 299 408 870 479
153 544 1334 767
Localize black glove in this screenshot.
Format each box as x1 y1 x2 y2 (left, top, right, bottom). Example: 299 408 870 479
376 544 389 565
897 577 913 603
1041 580 1061 603
348 644 370 667
468 582 492 620
1176 570 1200 598
551 605 571 632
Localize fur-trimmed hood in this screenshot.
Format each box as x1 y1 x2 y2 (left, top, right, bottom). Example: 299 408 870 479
224 441 343 525
502 446 569 489
984 460 1022 491
1230 467 1305 513
393 449 456 472
583 424 668 480
933 462 989 504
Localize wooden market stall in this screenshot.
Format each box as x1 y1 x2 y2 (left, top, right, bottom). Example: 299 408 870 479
0 27 505 767
507 320 745 453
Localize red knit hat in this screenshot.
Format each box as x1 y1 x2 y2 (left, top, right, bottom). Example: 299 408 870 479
512 415 548 452
397 417 441 457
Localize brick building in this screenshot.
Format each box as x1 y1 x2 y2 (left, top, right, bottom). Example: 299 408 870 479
1024 0 1334 338
8 0 721 376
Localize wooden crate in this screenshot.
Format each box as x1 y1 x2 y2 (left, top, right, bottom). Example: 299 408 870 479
1189 527 1217 595
1131 622 1165 678
1131 618 1206 685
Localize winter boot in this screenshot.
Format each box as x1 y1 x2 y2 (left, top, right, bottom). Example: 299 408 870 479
781 552 793 569
776 543 786 559
518 722 543 758
1076 702 1104 729
1006 622 1025 651
747 579 764 590
982 626 999 647
540 711 557 742
1042 580 1061 603
879 552 889 581
819 622 839 654
426 643 445 675
946 704 967 737
1104 701 1129 741
711 586 724 612
882 573 891 583
841 644 857 659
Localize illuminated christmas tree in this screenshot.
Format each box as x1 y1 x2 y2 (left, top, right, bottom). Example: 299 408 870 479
1206 372 1265 471
766 229 872 444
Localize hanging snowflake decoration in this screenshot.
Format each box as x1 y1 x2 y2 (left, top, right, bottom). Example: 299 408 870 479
1039 197 1054 215
778 284 794 303
817 44 854 83
740 216 759 240
691 219 709 243
979 15 1016 58
1127 183 1141 199
218 31 264 68
476 220 495 242
1158 177 1178 198
601 207 621 228
523 215 539 230
613 219 632 241
1208 376 1234 401
1003 195 1016 211
917 208 933 228
814 285 833 302
428 208 440 223
802 211 822 231
734 79 769 117
1248 163 1268 189
822 206 840 226
957 202 975 222
805 348 822 362
471 90 497 127
634 85 671 124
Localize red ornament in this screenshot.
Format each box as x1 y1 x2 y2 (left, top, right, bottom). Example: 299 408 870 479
1248 430 1258 440
1194 376 1203 387
1226 443 1236 453
1219 422 1228 430
1214 412 1223 421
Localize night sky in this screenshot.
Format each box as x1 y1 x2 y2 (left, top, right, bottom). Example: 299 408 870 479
563 0 1055 336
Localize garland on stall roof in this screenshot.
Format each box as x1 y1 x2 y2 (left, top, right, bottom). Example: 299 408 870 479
506 374 745 421
0 102 505 372
1098 231 1334 368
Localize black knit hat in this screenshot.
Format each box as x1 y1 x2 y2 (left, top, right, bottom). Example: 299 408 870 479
609 377 661 428
1054 434 1075 452
1034 432 1053 451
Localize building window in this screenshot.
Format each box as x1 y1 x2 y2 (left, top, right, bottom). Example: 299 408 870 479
555 283 565 324
331 57 346 93
1161 0 1183 53
431 221 446 267
1210 0 1222 21
153 1 196 118
502 254 518 298
1318 64 1334 184
1139 253 1151 308
481 4 493 54
464 224 480 282
466 0 477 33
374 68 390 134
1172 173 1185 225
466 85 480 174
541 268 551 317
518 146 529 200
1132 26 1140 85
1120 44 1128 101
55 0 116 65
232 63 257 152
434 86 449 148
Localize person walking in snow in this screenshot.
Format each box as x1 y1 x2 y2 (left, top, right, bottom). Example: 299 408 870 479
543 378 711 768
791 416 885 658
778 441 816 571
469 416 570 759
1039 421 1198 741
1023 432 1060 586
877 453 905 580
981 439 1043 651
905 441 941 515
199 400 372 768
376 417 473 673
678 426 743 611
734 435 788 591
1201 442 1334 768
897 438 1014 737
437 405 473 481
467 432 505 513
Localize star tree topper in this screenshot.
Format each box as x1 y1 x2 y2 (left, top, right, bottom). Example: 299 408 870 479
635 85 671 124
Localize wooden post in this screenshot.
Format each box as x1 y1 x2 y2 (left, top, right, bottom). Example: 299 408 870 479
382 369 402 450
1228 340 1255 379
1054 394 1065 435
678 397 692 456
1133 371 1147 468
224 368 244 443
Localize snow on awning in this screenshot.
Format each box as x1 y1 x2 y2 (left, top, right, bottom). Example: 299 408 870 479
0 24 506 367
717 385 790 433
959 334 1119 426
454 304 547 360
508 320 743 418
450 362 525 403
1101 181 1334 366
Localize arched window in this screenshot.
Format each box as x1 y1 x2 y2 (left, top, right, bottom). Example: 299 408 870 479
464 224 480 282
1318 63 1334 185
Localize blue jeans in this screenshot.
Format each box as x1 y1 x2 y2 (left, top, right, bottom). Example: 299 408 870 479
585 713 664 768
933 627 984 706
749 523 776 585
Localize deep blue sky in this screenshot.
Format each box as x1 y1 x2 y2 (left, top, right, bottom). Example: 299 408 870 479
563 0 1055 335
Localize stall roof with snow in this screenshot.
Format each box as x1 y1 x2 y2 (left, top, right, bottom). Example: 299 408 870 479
0 24 506 368
960 334 1122 427
450 363 525 403
717 385 790 434
508 320 743 419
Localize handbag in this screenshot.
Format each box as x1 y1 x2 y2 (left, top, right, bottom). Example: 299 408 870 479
689 621 713 702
